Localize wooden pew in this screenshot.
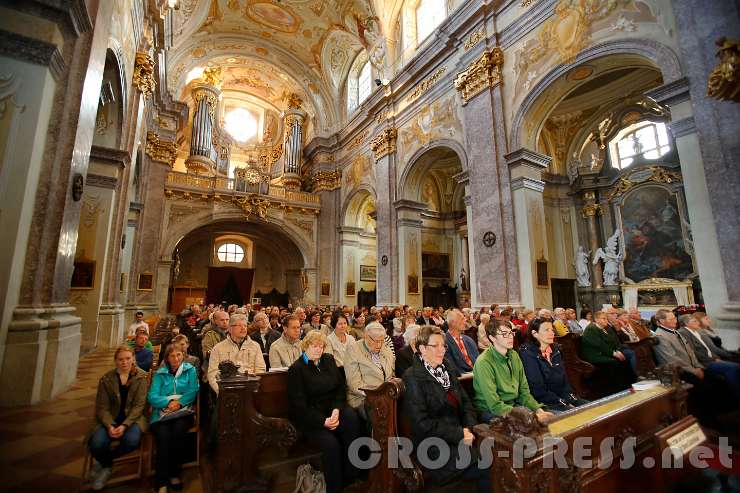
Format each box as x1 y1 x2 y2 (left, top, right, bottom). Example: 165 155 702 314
474 366 699 493
624 337 658 375
555 333 598 399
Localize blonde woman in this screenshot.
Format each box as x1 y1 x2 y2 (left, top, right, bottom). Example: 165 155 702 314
88 346 149 491
287 331 361 493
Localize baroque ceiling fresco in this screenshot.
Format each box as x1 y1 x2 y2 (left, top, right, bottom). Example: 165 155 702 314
168 0 387 136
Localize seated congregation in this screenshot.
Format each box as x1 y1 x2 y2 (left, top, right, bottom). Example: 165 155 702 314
86 302 739 492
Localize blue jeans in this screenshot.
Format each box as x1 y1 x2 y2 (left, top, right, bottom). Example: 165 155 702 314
706 361 740 401
622 348 637 373
88 424 142 467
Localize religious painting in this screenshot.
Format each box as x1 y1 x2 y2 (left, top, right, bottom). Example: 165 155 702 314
360 265 376 282
71 260 95 289
637 288 678 307
407 275 419 294
422 252 450 279
621 186 694 282
137 272 154 291
346 281 355 296
321 282 331 297
536 259 549 287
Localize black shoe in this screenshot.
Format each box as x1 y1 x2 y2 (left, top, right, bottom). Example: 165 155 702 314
169 479 184 491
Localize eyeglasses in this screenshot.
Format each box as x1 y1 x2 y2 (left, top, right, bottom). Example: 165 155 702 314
425 343 448 350
496 331 514 338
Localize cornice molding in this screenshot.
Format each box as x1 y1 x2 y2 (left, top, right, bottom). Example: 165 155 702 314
511 176 546 193
86 173 118 190
0 30 65 81
505 147 552 169
645 77 691 107
90 145 131 168
668 117 696 139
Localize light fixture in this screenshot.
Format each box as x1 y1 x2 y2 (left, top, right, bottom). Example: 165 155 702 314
167 0 179 9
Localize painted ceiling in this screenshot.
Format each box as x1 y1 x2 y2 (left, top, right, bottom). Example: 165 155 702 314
168 0 387 136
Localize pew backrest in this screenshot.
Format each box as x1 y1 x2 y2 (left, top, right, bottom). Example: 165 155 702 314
555 333 596 398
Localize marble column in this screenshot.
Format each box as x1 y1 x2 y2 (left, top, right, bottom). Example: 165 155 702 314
317 187 340 304
506 148 552 310
186 83 219 174
394 200 425 306
281 108 306 191
454 47 520 307
370 127 399 305
668 0 740 345
0 0 110 405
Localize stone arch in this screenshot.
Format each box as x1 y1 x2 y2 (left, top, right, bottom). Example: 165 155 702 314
342 188 377 232
161 209 315 268
398 140 468 204
510 38 683 151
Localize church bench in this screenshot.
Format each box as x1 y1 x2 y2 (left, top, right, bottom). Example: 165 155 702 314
624 336 657 375
363 378 477 493
555 333 598 399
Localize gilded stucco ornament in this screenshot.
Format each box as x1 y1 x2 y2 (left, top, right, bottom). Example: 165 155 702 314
145 131 178 167
454 48 504 106
202 66 222 88
311 170 341 192
370 127 397 160
581 203 602 218
707 37 740 102
133 52 155 97
608 166 682 200
284 93 303 109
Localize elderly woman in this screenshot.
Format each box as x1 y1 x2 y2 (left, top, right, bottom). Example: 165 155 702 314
344 322 395 411
349 313 366 341
324 314 356 367
304 310 330 336
391 318 406 354
287 331 361 493
148 344 200 493
403 326 490 493
519 318 588 412
87 346 149 491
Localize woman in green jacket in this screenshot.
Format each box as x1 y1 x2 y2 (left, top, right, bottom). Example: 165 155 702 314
473 319 553 423
148 344 200 493
88 346 149 491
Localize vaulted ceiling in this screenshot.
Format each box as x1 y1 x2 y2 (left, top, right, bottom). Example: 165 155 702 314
168 0 389 136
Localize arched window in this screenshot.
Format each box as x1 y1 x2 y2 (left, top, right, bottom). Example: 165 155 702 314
416 0 446 42
217 243 245 263
224 107 258 143
347 52 373 113
609 121 671 170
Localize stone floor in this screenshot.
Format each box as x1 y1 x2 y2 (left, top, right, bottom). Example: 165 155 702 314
0 349 201 493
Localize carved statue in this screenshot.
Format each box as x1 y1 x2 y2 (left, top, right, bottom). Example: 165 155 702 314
593 229 624 286
218 360 240 378
574 246 591 287
459 268 469 292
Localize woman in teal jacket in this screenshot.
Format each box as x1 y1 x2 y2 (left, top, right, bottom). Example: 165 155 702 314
148 344 200 493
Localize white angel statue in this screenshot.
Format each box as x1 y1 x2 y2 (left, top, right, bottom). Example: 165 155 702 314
593 229 624 286
574 246 591 287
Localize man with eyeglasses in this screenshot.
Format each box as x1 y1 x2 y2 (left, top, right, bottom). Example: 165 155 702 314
444 309 479 373
473 319 553 423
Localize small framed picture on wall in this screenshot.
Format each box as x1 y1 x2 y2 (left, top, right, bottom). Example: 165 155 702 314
321 281 331 297
71 260 95 289
137 272 154 291
407 275 419 294
346 281 355 296
536 259 549 287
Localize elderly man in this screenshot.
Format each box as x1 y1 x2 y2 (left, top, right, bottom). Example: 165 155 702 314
628 307 652 339
269 315 303 368
207 314 266 394
537 308 553 321
565 308 583 335
581 310 635 394
445 309 479 373
344 322 395 411
416 306 433 326
250 312 281 369
201 310 229 376
552 308 569 337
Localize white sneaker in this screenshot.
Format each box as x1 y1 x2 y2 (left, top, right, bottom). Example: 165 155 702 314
89 460 103 481
91 467 112 491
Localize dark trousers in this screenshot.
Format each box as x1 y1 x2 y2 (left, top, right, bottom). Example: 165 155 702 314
302 406 361 493
461 460 491 493
151 416 193 487
88 424 142 467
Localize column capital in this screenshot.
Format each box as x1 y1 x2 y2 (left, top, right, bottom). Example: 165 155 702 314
370 127 398 160
454 47 504 106
145 131 177 167
505 147 552 170
581 203 602 218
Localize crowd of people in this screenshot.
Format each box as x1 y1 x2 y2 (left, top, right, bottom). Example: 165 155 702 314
88 301 739 492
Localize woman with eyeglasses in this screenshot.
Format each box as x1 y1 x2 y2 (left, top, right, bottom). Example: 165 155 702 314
402 325 490 493
473 319 554 423
519 318 589 412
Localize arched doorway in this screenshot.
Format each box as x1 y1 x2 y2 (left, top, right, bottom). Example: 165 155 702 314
169 220 305 312
340 189 377 308
397 145 467 308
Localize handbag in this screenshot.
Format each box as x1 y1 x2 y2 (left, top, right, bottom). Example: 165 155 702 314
292 463 326 493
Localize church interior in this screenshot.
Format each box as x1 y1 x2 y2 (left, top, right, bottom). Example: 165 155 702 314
0 0 739 491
